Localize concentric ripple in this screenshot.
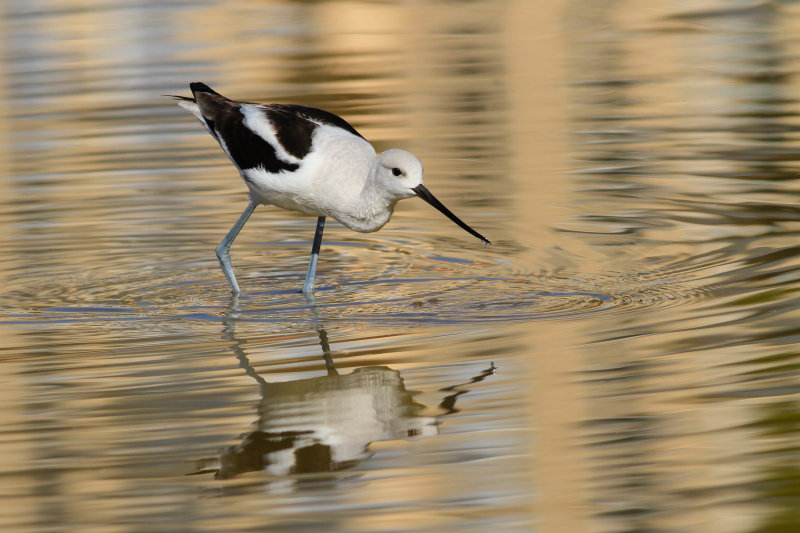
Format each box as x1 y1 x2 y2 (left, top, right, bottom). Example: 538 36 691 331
0 229 698 327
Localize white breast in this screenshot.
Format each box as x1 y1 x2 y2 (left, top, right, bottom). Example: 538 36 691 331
243 124 379 224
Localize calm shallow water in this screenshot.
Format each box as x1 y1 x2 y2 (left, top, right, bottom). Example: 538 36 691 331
2 0 800 531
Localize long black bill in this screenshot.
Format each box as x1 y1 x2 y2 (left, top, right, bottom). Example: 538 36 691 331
412 184 490 245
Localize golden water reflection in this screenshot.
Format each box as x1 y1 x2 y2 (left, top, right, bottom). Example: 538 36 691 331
1 0 800 532
200 314 495 480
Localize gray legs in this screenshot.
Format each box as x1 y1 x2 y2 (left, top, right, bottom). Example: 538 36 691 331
216 204 324 296
302 216 326 296
216 200 257 295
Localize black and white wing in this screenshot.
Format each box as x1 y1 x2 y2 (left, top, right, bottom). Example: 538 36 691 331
176 82 365 175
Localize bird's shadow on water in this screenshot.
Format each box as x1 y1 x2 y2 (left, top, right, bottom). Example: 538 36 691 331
190 295 496 482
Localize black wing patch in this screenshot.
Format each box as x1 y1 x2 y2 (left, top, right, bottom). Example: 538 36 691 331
255 104 366 160
192 87 364 174
261 107 318 160
202 117 217 140
216 107 300 173
277 104 365 140
196 98 299 173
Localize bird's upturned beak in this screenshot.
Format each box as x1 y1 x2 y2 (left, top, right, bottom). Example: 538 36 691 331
412 184 490 245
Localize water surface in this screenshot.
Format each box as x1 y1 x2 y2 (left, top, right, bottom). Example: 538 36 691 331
2 0 800 531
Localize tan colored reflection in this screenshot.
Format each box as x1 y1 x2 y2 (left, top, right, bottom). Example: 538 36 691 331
560 1 800 532
3 0 799 531
197 312 494 480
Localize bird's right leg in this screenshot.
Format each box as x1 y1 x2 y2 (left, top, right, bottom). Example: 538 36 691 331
302 216 326 297
216 200 257 295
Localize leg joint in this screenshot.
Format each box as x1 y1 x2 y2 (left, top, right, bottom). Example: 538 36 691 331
215 244 228 260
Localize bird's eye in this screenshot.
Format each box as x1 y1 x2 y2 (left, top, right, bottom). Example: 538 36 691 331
391 168 402 177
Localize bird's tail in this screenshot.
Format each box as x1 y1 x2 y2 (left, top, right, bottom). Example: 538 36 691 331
168 82 229 119
168 94 195 103
165 82 223 104
189 82 223 98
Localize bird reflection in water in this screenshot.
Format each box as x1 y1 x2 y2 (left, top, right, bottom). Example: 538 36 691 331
196 308 495 479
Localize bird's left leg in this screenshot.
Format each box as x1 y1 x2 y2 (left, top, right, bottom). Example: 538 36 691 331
216 200 257 295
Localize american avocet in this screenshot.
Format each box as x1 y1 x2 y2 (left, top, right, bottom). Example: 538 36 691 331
174 82 489 296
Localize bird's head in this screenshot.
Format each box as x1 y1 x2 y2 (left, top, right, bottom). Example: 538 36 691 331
375 149 425 199
374 149 490 245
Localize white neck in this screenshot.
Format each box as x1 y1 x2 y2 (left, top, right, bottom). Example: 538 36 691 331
339 162 396 232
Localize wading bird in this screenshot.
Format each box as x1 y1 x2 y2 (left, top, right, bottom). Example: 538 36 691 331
174 83 489 295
